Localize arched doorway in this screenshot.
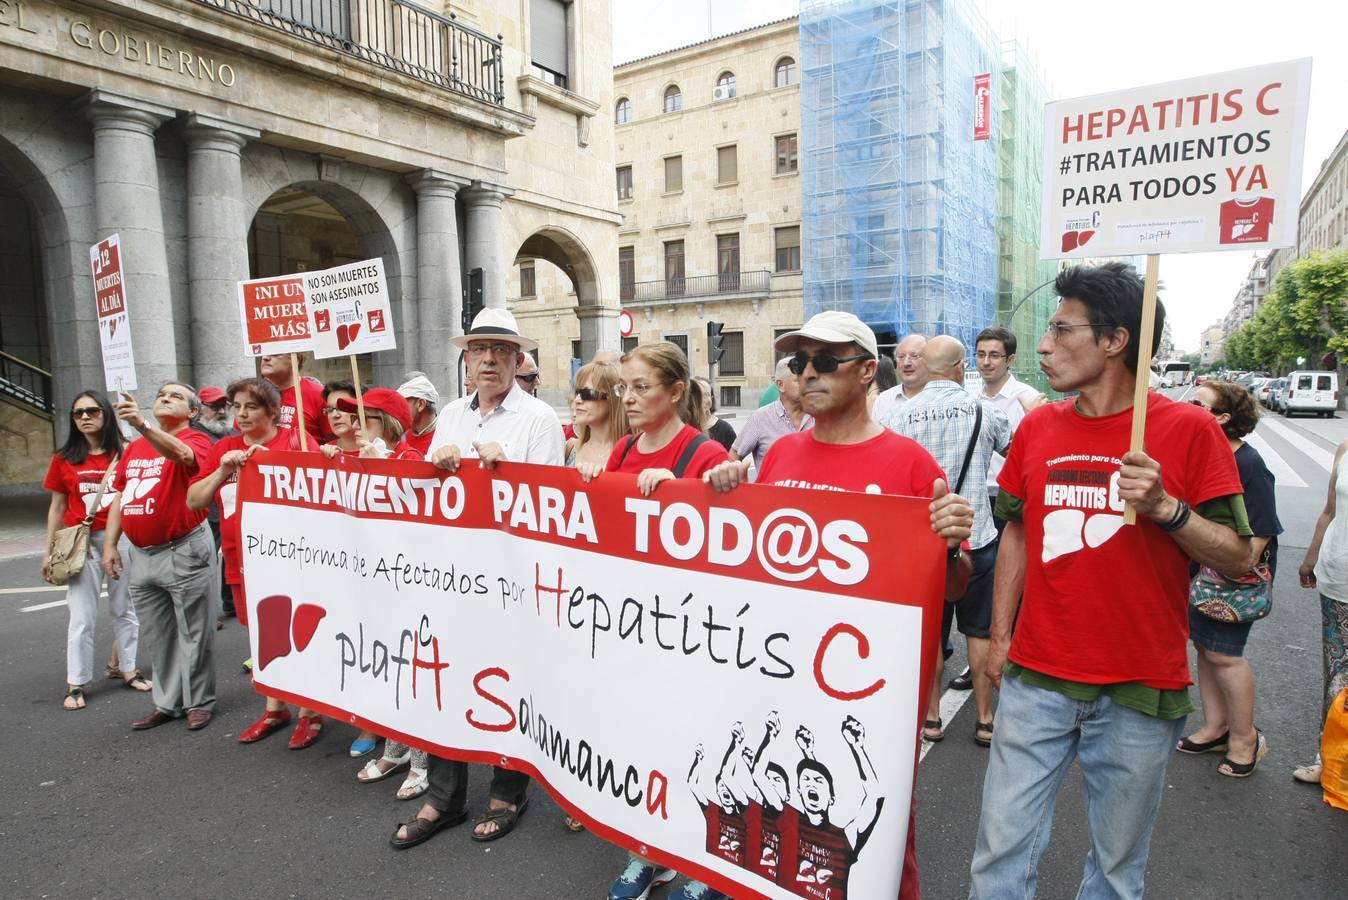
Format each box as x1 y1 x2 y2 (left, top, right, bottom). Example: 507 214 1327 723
508 226 610 405
247 184 402 387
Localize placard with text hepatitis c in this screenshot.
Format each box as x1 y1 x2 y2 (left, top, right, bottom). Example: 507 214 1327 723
238 452 945 900
303 258 396 359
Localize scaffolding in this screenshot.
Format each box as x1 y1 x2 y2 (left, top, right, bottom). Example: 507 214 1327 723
801 0 1001 350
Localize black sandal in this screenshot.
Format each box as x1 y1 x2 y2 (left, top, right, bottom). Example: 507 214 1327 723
121 671 152 692
63 687 86 711
1218 730 1267 778
470 797 530 842
922 718 944 743
1176 730 1230 754
389 808 467 849
974 720 995 747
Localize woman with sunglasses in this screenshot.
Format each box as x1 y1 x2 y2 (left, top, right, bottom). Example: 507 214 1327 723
43 391 149 710
1176 382 1281 776
593 343 729 900
186 377 326 749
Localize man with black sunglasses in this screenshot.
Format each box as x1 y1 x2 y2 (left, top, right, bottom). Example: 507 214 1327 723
704 309 975 900
515 353 541 397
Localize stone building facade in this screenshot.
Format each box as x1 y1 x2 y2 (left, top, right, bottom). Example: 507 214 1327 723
1298 125 1348 260
516 17 804 408
0 0 620 486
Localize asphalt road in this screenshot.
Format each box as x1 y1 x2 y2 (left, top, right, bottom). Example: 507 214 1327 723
2 389 1346 899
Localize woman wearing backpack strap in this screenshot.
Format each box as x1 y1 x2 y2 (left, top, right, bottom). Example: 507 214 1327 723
42 390 149 710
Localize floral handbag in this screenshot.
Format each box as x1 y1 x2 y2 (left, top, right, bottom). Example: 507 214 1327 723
1188 555 1274 624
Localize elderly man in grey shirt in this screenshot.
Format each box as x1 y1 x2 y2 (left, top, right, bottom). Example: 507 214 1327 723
880 335 1010 747
731 357 813 469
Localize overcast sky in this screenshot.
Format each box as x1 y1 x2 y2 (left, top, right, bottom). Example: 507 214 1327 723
612 0 1348 353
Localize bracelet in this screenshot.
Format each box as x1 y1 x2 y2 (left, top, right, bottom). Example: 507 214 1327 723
1158 498 1191 532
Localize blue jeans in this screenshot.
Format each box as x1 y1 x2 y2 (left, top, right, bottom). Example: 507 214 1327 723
969 674 1185 900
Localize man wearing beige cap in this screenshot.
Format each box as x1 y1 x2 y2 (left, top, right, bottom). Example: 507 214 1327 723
393 308 564 851
394 372 440 459
703 309 974 900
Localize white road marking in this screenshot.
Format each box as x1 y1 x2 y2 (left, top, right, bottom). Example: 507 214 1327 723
21 599 68 612
1258 417 1338 472
919 684 975 763
0 585 63 595
1244 432 1309 488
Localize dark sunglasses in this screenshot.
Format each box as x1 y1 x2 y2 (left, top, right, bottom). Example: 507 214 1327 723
1188 399 1225 414
517 372 540 383
72 406 103 419
574 387 608 402
786 351 870 376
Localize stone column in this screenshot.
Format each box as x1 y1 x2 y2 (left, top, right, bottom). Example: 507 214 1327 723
576 306 621 362
185 114 260 392
406 169 469 398
85 90 177 393
462 181 514 312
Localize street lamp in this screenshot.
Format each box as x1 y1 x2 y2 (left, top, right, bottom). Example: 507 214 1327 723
999 277 1058 328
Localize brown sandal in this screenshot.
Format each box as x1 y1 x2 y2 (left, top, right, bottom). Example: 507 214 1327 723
390 808 467 849
63 687 87 711
121 671 152 692
470 798 530 842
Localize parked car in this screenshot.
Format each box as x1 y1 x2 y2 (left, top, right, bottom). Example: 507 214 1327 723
1266 378 1287 411
1256 378 1277 407
1283 370 1340 418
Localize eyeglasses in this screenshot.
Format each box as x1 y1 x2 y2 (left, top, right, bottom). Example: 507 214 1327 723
72 407 102 419
786 351 870 375
975 351 1007 361
321 405 350 416
574 387 609 402
517 372 540 383
1188 399 1224 414
613 381 669 398
465 342 518 357
1044 321 1098 340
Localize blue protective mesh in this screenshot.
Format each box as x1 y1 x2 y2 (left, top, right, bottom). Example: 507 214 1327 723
801 0 1001 349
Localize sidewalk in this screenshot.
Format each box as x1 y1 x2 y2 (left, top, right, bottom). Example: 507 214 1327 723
0 490 47 561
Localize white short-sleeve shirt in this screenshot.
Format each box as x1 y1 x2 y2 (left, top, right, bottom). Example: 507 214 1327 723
969 373 1042 493
427 381 565 466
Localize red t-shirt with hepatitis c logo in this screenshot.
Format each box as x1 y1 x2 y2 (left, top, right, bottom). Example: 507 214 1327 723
43 451 119 531
276 378 329 447
757 429 945 497
113 427 214 548
191 428 299 584
1218 196 1274 244
998 392 1244 689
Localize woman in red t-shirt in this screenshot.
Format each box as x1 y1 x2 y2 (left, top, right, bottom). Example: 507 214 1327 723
186 377 324 749
595 343 729 900
42 390 150 710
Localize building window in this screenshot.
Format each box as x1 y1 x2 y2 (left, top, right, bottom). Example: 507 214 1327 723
715 71 736 100
520 263 536 297
720 386 742 408
664 155 682 193
774 327 798 361
717 145 738 185
615 97 631 124
775 56 797 88
616 165 633 201
663 85 682 113
664 240 685 296
530 0 569 89
775 226 801 272
622 336 639 353
665 332 689 358
717 234 740 291
775 133 798 174
571 339 582 360
619 246 635 301
720 331 745 376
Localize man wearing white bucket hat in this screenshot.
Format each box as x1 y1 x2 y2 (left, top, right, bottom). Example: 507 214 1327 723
392 308 564 850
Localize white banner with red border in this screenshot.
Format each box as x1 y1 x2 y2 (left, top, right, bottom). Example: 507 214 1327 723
238 453 943 900
90 234 137 391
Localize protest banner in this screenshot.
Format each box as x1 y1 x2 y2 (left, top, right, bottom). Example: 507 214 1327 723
237 274 314 450
1039 59 1311 522
90 234 137 391
238 452 945 900
304 258 396 431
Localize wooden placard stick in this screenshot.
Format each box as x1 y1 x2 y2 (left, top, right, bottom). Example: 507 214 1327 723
290 352 308 452
349 355 367 435
1123 254 1161 526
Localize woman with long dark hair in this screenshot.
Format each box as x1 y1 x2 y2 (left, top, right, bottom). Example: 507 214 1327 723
42 390 149 710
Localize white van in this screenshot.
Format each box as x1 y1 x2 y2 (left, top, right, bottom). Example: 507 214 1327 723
1283 371 1339 418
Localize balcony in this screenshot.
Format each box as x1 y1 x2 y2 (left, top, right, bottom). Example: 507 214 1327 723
624 270 772 306
196 0 505 105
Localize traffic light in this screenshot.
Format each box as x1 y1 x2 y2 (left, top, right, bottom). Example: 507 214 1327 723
462 267 484 331
707 321 725 366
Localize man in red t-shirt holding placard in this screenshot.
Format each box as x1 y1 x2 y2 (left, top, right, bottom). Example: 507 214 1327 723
259 353 327 447
969 263 1254 899
705 310 976 900
102 383 219 732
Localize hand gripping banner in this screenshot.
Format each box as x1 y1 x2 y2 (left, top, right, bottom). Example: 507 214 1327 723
238 452 945 900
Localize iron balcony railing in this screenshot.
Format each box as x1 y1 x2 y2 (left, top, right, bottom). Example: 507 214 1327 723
196 0 505 105
625 269 772 304
0 350 54 419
